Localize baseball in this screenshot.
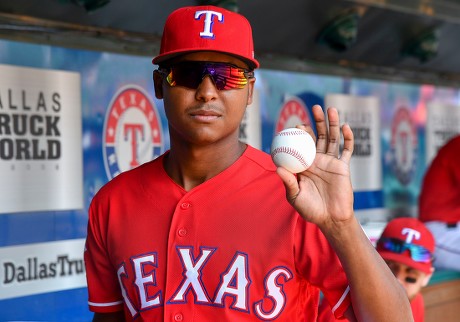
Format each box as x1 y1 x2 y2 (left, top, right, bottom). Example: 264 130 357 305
270 128 316 173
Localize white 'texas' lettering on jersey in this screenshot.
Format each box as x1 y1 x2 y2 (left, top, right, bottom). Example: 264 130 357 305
116 247 294 319
132 254 161 309
118 264 138 318
195 10 224 38
169 246 215 303
254 267 293 320
213 252 250 312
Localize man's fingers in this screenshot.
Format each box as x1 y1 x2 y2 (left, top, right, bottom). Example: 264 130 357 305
276 167 300 203
295 124 317 142
310 105 354 162
340 123 354 163
326 107 341 157
311 105 327 153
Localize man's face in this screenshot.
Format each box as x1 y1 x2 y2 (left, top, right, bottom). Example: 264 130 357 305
154 51 255 147
385 260 432 300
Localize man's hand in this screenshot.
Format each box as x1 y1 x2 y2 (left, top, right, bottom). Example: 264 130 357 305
276 105 354 229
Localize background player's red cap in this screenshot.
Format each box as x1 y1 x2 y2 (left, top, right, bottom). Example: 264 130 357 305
376 217 435 274
152 5 259 69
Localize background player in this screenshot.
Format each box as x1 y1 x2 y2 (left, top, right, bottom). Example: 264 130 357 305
318 217 434 322
419 134 460 271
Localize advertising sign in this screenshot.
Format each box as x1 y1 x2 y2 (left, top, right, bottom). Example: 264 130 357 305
0 239 86 300
426 102 460 165
0 64 83 214
325 93 382 191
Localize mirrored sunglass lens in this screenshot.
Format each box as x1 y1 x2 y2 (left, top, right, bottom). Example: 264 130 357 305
168 65 202 88
409 246 432 262
166 63 249 90
380 238 432 263
209 65 248 90
382 240 403 253
213 74 228 90
221 73 248 89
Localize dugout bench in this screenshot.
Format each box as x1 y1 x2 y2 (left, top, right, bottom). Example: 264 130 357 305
421 270 460 322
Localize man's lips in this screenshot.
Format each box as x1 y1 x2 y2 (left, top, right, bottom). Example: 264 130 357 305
190 109 222 121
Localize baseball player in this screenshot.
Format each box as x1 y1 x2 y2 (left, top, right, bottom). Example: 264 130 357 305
318 217 434 322
84 5 412 321
419 134 460 271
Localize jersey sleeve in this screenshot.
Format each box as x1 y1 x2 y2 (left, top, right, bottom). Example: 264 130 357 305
294 217 351 319
84 192 124 313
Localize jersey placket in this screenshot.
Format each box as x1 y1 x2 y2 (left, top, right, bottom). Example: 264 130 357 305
165 193 198 321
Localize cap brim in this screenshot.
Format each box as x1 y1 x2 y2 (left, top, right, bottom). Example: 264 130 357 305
152 49 259 69
379 251 432 274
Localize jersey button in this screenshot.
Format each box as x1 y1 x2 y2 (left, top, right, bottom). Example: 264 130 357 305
178 228 187 237
174 313 184 321
180 202 191 210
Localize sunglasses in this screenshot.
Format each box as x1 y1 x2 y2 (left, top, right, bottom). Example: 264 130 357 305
377 237 433 263
157 61 254 91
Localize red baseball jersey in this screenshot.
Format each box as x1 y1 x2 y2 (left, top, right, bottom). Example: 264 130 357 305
85 146 351 321
419 135 460 223
410 293 425 322
318 293 425 322
317 297 337 322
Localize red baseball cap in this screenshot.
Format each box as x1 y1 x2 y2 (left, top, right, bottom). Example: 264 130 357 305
152 6 259 69
376 217 435 274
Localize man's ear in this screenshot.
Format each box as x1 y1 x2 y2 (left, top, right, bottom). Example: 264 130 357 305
246 77 256 106
421 267 435 287
153 70 164 99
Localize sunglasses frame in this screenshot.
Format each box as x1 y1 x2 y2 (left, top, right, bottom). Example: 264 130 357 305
156 61 255 91
377 237 434 263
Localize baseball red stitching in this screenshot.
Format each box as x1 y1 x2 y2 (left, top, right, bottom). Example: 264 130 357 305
277 130 306 137
271 146 309 169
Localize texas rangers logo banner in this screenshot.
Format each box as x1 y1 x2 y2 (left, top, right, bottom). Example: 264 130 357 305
390 106 418 186
103 85 163 179
275 95 313 133
0 64 83 214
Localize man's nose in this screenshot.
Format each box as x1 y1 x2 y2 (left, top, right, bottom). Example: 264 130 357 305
195 75 219 101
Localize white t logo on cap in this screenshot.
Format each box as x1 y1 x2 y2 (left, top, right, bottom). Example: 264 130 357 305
195 10 224 38
402 228 420 243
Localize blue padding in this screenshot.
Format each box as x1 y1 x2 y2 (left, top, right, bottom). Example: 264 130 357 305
353 190 384 210
0 287 93 321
